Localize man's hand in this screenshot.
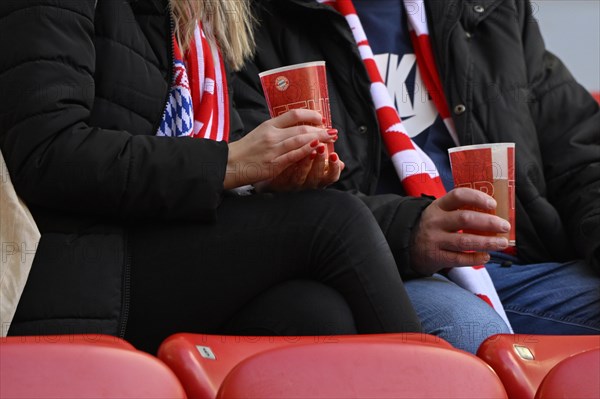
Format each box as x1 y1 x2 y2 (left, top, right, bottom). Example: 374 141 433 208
410 188 511 275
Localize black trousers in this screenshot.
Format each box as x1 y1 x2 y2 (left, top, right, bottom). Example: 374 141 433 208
124 190 421 353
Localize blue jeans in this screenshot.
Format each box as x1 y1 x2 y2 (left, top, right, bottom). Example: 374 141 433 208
405 274 511 354
486 253 600 334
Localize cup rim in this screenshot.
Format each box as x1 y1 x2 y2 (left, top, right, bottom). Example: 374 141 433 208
259 61 326 78
448 142 515 154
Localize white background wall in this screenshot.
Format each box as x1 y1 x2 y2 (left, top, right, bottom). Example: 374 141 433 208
534 1 600 92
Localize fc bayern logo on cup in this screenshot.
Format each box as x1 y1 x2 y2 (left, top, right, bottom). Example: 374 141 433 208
275 76 289 91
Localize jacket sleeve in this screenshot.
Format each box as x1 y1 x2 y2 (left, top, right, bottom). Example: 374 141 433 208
0 0 228 222
357 193 434 280
520 2 600 271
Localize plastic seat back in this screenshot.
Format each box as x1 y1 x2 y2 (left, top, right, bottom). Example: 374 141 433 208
534 348 600 399
1 334 187 398
158 332 449 399
217 342 507 398
477 334 600 398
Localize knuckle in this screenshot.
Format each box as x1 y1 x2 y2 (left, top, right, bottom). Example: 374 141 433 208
445 236 461 252
458 234 478 250
488 218 500 231
457 210 472 225
264 132 278 145
295 136 310 148
420 218 435 235
452 187 469 202
420 226 437 244
289 109 304 120
295 125 312 135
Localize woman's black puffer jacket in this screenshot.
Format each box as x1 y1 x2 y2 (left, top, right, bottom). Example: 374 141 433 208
0 0 239 337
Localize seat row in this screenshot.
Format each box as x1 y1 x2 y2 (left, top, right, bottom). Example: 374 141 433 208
1 333 598 398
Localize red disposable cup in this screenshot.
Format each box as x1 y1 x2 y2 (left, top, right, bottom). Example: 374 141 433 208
448 143 516 246
259 61 333 155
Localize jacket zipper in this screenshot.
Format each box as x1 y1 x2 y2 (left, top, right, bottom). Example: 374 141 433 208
119 3 175 339
151 1 176 136
118 234 132 339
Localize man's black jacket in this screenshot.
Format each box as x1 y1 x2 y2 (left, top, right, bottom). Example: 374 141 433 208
234 0 600 276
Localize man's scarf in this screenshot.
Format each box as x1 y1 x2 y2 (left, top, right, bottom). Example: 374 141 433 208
319 0 513 331
158 22 229 142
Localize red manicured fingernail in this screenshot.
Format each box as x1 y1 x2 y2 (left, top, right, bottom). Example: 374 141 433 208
329 153 339 162
317 145 326 154
322 117 327 124
327 129 338 135
310 151 317 160
310 139 319 148
332 135 338 142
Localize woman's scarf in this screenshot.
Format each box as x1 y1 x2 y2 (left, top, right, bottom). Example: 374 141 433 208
158 22 229 142
319 0 513 332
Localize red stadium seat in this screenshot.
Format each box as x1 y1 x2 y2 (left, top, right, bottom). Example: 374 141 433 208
534 348 600 399
217 342 507 398
0 334 187 398
158 332 450 399
477 334 600 399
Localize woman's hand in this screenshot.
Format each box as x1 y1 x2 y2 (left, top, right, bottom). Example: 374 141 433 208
224 110 337 189
303 149 345 189
409 188 511 275
256 142 346 192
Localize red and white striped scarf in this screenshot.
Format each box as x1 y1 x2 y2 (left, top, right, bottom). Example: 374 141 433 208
319 0 513 332
158 22 229 142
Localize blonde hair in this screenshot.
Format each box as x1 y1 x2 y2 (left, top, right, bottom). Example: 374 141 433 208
170 0 254 71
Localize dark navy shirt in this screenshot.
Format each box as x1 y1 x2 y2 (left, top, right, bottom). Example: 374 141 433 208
353 0 455 193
